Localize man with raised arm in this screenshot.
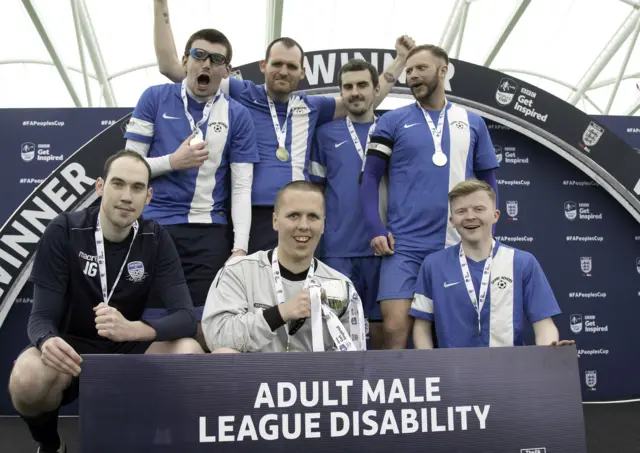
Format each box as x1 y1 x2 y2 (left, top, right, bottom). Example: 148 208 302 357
152 0 414 252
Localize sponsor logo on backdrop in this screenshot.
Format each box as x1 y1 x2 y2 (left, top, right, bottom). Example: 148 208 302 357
498 179 530 187
502 147 528 164
585 370 597 391
562 180 598 187
496 78 518 106
579 121 604 153
494 235 534 243
580 257 592 276
495 79 548 123
636 257 640 275
570 314 608 334
100 120 117 127
505 200 518 220
520 449 546 453
20 143 64 163
626 127 640 133
569 292 606 299
20 142 35 162
494 145 503 163
564 201 602 220
21 120 65 127
565 235 603 242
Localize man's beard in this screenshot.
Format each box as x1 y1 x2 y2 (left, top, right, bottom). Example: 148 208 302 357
412 77 440 104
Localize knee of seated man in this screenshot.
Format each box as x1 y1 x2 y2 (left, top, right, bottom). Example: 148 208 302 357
213 347 241 354
148 338 204 354
9 349 71 406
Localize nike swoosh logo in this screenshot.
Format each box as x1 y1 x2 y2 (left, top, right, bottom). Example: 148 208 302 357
443 281 460 288
335 140 348 148
253 99 268 106
162 113 180 120
404 123 419 129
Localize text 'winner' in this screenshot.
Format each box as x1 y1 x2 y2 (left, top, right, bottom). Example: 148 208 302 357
199 378 491 442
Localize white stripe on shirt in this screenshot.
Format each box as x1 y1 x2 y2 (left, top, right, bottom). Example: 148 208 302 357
290 98 310 182
188 96 230 223
489 246 515 347
128 117 154 138
445 104 471 248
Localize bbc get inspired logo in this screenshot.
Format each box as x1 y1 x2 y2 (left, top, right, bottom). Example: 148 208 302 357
564 201 602 221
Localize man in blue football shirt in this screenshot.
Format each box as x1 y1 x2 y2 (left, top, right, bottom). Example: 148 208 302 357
309 59 385 349
360 44 500 349
152 0 414 253
409 179 574 349
124 28 258 348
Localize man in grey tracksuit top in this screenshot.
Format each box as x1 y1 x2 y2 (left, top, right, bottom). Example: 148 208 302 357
201 181 366 353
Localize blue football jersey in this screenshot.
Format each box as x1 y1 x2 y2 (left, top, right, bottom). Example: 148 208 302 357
309 118 381 258
409 242 561 348
221 77 335 206
125 83 258 225
366 102 499 252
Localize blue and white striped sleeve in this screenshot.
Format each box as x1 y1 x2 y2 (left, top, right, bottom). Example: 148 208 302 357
124 86 157 144
409 259 435 321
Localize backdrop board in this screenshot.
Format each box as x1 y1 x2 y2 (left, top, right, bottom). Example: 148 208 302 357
0 49 639 416
78 347 587 453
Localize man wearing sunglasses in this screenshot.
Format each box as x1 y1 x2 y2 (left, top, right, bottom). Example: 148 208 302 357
152 0 414 254
124 28 259 350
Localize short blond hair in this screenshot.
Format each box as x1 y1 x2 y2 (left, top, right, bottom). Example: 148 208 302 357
448 179 496 205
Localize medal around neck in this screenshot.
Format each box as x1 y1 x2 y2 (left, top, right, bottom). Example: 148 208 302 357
190 136 204 146
432 152 448 167
276 146 289 162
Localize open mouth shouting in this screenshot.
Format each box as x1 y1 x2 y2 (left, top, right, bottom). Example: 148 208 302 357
196 73 211 90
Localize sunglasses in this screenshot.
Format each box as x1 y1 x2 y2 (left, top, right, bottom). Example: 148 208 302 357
187 48 228 65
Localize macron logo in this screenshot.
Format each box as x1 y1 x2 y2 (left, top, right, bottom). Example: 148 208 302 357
335 140 348 148
162 113 180 120
404 123 420 129
444 281 459 288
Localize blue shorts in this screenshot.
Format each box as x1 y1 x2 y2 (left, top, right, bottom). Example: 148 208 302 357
378 249 436 302
323 256 382 321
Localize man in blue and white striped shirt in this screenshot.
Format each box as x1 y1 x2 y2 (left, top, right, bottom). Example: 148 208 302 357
409 179 573 349
124 28 258 348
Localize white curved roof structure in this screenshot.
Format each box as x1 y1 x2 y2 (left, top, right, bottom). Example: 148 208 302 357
2 0 640 115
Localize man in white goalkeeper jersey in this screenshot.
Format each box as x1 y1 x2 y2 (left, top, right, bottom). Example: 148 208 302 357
201 181 366 353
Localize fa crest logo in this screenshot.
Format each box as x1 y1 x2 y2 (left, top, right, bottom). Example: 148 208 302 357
570 314 583 334
585 370 597 390
580 256 592 275
564 201 577 220
582 121 604 147
494 145 503 164
229 69 243 80
21 142 35 163
496 78 518 106
126 261 147 283
506 200 518 218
